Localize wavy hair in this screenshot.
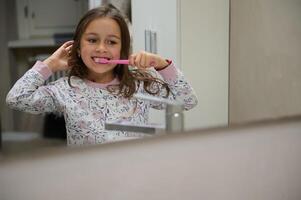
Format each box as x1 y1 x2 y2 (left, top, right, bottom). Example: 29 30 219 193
68 4 170 98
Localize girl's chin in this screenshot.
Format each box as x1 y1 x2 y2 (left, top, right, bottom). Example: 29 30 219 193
92 62 116 69
89 66 114 74
91 70 112 75
89 63 110 69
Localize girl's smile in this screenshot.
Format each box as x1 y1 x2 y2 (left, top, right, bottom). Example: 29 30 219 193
92 56 114 64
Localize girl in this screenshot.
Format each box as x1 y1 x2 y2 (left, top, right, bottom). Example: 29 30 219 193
6 4 198 146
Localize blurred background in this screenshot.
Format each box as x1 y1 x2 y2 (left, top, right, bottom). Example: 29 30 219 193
0 0 301 155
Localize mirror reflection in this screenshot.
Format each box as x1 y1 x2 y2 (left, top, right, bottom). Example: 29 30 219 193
1 0 301 156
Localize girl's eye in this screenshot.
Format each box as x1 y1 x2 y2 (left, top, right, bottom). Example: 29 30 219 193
107 40 117 45
87 38 97 43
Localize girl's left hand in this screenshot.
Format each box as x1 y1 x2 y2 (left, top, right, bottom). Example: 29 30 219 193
129 51 169 70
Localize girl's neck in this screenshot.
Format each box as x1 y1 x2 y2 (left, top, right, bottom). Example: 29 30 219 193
87 72 115 84
84 77 119 89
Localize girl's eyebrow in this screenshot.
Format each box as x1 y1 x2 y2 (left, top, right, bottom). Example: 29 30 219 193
84 32 98 36
84 32 121 40
108 35 121 40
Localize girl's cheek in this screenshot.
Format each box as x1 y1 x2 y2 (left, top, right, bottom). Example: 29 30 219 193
112 49 121 58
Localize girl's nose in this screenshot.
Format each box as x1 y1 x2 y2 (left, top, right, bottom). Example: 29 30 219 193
96 42 107 52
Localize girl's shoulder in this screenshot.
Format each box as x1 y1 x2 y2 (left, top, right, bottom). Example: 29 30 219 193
47 76 86 89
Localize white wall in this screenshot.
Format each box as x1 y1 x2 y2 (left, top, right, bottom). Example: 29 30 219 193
181 0 229 130
229 0 301 124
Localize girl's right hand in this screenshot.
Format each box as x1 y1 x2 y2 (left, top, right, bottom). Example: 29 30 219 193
43 40 74 73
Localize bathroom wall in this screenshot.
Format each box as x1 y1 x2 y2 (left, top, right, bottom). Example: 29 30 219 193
229 0 301 123
0 0 16 131
181 0 230 129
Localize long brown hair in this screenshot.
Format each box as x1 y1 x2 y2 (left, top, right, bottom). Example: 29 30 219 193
68 4 170 98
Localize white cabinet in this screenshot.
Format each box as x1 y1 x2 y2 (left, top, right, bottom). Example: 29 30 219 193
88 0 102 9
132 0 180 66
132 0 229 130
131 0 180 126
16 0 88 39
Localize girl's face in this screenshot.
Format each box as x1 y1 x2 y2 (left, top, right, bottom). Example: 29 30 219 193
79 17 121 83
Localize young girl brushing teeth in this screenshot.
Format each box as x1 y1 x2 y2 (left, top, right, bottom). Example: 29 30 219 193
6 4 198 146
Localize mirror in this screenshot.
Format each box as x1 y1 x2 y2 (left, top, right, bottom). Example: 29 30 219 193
1 0 301 156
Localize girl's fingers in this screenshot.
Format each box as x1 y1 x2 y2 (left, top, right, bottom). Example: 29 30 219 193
65 46 73 56
60 41 74 54
134 53 142 68
149 59 156 67
63 40 74 48
65 45 73 51
64 41 73 53
146 54 156 67
129 54 136 66
141 53 146 68
130 51 159 68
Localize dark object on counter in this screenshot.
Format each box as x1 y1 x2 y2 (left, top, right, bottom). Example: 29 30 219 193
53 33 74 45
43 114 66 140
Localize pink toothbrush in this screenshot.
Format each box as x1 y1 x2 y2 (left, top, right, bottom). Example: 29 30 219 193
96 58 129 65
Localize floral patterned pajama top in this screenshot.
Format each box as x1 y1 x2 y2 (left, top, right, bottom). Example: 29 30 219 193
6 61 198 146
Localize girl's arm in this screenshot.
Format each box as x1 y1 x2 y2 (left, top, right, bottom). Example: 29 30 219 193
6 62 59 114
129 51 198 110
155 62 198 111
6 41 73 114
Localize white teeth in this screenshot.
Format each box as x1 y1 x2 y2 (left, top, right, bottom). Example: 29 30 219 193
93 57 110 63
94 57 101 63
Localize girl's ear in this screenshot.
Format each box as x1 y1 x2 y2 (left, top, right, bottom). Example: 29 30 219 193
77 49 81 57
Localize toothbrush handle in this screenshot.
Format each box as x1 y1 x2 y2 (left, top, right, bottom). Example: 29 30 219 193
110 59 129 65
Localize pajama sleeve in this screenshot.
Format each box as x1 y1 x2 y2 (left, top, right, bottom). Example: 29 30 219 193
149 62 198 111
6 61 63 114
